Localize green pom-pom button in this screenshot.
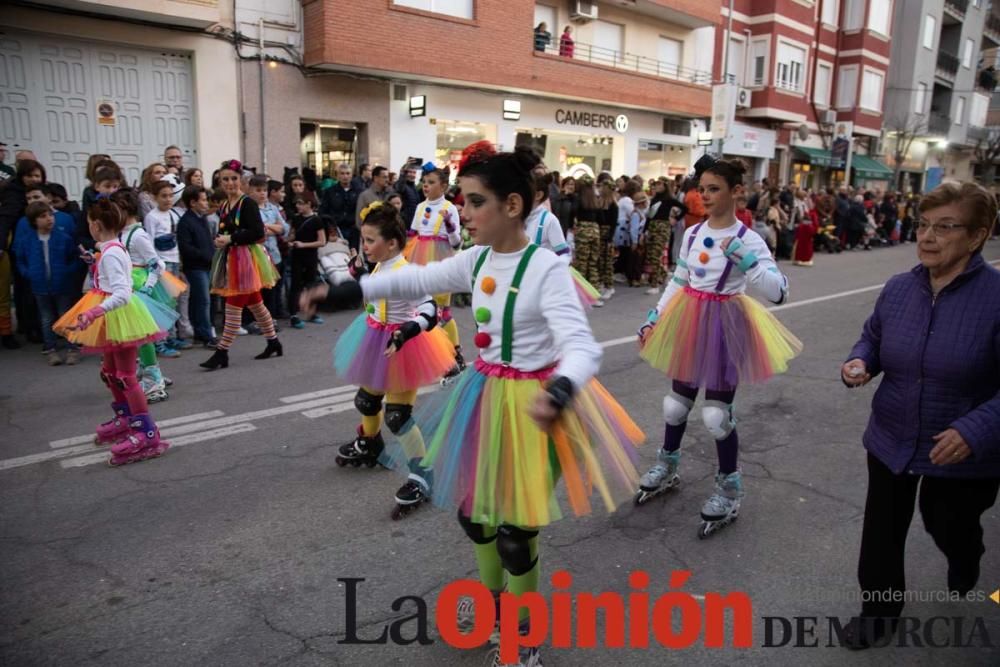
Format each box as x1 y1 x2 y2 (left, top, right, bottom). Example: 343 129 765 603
474 307 492 324
366 304 376 314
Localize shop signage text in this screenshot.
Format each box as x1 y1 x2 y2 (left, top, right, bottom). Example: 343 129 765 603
555 109 629 133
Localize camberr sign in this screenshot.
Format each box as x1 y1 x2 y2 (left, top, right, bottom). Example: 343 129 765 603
555 109 629 133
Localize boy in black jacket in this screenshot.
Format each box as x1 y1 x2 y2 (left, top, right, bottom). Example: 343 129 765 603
177 186 217 347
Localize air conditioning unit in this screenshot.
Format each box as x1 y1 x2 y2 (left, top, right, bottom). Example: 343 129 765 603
571 0 599 21
735 87 752 109
821 109 837 126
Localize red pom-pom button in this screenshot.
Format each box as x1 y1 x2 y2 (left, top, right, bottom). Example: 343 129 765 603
474 332 492 348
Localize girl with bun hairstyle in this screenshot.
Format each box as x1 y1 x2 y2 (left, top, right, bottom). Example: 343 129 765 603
53 198 171 466
635 157 802 538
351 141 643 666
200 159 282 370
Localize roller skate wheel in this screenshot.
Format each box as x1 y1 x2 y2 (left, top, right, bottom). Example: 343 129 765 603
335 457 347 467
365 459 378 468
391 505 406 520
350 459 361 467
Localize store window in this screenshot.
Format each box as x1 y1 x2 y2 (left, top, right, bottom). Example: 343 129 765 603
518 129 614 179
393 0 473 19
637 141 691 181
435 120 495 179
299 122 358 181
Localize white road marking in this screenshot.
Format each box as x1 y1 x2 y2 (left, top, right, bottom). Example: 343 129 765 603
48 410 227 449
59 423 258 469
279 384 358 404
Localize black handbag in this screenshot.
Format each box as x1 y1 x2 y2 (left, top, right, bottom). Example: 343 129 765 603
154 209 179 252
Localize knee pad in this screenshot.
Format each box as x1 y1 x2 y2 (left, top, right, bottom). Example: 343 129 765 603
100 370 113 388
354 388 383 417
111 372 137 391
496 524 539 576
702 401 736 440
663 390 694 426
457 510 496 545
384 403 413 435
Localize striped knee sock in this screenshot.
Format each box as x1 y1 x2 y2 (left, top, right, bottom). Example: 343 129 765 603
247 302 276 340
218 304 242 351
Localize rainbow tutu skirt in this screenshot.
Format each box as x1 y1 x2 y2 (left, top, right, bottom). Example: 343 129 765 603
210 243 279 297
640 286 802 390
54 289 166 353
334 313 457 393
130 267 184 332
404 235 454 266
570 266 601 308
384 357 644 527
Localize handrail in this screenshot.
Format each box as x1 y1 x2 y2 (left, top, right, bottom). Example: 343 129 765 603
936 50 959 77
534 39 713 86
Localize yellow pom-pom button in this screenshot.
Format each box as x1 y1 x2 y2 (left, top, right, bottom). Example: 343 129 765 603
481 276 496 295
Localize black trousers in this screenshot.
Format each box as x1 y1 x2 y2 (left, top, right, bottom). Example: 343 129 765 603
858 453 999 617
288 253 318 318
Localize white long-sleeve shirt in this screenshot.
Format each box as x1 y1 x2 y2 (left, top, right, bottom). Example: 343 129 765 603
655 219 788 314
524 206 570 260
121 222 164 290
409 196 461 248
143 207 181 264
94 241 133 313
366 254 436 327
361 244 602 389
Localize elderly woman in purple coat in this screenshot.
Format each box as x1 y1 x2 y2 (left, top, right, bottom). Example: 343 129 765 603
841 181 1000 649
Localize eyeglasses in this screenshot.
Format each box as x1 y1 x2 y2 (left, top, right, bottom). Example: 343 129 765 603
916 220 967 236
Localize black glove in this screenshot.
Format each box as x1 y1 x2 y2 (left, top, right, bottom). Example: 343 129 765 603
544 376 576 413
386 320 421 352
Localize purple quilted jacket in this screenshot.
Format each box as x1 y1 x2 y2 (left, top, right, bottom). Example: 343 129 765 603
848 253 1000 478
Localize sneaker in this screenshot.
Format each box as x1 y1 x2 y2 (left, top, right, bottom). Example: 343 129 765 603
171 338 194 350
41 345 56 355
157 345 181 359
65 349 80 366
235 327 249 336
602 287 616 300
308 315 324 324
48 352 63 366
290 317 305 330
592 299 604 308
645 286 661 295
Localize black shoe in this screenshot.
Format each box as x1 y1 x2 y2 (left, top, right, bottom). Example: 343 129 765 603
199 348 229 370
1 334 21 350
203 337 219 350
254 338 283 360
842 616 898 650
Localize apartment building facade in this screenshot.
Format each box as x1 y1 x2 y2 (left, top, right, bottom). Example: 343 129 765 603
300 0 720 181
713 0 894 190
884 0 993 191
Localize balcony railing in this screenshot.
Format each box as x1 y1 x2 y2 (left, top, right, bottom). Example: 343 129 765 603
535 40 712 86
944 0 969 17
928 113 952 134
937 50 960 78
967 125 990 142
985 13 1000 42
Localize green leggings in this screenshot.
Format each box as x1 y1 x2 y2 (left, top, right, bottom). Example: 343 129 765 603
138 342 157 367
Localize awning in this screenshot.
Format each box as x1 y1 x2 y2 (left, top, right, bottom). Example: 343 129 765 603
851 154 893 180
792 146 839 167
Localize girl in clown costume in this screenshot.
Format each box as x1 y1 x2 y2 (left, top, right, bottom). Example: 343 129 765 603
301 202 455 519
353 142 643 667
524 172 601 308
404 163 466 382
636 157 802 538
54 197 171 466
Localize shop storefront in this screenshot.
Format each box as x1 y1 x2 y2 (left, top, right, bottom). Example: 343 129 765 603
721 123 776 183
299 122 361 180
389 83 702 179
850 154 893 191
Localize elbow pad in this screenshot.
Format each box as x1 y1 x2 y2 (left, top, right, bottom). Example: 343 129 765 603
416 301 438 329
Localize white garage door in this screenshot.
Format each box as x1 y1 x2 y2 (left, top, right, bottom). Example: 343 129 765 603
0 33 196 200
